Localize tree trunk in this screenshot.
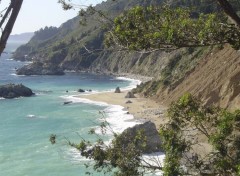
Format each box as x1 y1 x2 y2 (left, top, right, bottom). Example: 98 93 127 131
0 0 23 55
216 0 240 27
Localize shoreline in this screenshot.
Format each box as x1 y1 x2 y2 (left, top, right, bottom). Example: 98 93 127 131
76 75 168 129
62 75 166 174
112 73 154 83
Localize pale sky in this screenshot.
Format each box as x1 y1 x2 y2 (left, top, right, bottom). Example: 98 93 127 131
1 0 103 34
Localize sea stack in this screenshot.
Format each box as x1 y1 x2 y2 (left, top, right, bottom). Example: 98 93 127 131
0 84 34 99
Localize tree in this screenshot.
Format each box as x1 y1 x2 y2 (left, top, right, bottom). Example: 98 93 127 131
59 0 240 51
51 119 163 176
216 0 240 26
104 2 240 51
160 93 240 175
51 94 240 176
0 0 23 55
53 1 240 175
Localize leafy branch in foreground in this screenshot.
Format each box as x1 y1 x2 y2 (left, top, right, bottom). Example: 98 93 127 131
160 93 240 175
50 117 163 176
58 0 114 26
104 6 240 51
71 121 163 176
50 95 240 176
0 0 23 55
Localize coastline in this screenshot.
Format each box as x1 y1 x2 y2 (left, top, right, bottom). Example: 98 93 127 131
61 75 166 175
76 75 168 129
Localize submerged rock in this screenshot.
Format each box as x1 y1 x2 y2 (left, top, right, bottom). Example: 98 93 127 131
0 84 34 99
78 89 85 93
16 61 64 75
117 121 163 153
63 101 72 105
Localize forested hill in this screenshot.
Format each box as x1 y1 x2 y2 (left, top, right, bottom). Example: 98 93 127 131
12 0 219 65
13 0 163 62
13 0 240 110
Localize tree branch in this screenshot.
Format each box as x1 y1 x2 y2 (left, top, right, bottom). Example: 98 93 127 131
0 0 23 55
216 0 240 27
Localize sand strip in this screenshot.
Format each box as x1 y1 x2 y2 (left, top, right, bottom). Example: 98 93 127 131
77 90 167 128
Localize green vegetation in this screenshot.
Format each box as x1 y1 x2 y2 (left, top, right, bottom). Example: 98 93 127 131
132 46 213 97
160 93 240 175
14 0 240 77
105 5 240 51
47 1 240 175
51 94 240 175
52 121 153 176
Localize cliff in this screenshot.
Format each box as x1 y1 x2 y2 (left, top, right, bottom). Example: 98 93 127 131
0 84 34 98
12 0 240 110
155 45 240 111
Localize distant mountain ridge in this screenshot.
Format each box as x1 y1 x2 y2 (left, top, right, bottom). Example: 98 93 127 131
8 32 34 43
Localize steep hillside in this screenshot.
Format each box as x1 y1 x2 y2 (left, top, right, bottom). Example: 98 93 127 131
154 45 240 111
13 0 164 66
12 0 240 110
13 0 219 74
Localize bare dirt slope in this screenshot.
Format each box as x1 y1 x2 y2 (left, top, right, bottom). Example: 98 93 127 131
157 45 240 111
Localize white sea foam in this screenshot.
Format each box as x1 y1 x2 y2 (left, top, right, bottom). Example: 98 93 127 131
60 76 142 134
65 70 77 73
61 95 108 107
61 76 165 172
141 152 165 176
27 114 36 118
101 105 141 134
116 76 142 91
10 73 31 77
58 147 90 164
26 114 47 119
60 95 140 135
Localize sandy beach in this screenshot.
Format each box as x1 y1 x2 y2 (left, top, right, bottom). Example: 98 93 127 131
77 90 168 129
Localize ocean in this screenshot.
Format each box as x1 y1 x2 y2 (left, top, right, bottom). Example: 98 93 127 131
0 42 141 176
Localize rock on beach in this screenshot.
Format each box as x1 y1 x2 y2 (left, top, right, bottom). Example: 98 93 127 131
117 121 163 153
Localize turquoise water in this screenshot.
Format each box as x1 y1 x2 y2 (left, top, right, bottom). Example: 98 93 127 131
0 43 137 176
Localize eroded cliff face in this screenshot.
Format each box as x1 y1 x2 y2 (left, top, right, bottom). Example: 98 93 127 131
89 50 171 77
155 45 240 111
12 0 240 110
86 44 240 110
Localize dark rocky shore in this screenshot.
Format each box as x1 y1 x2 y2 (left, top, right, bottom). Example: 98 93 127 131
16 62 64 75
0 84 34 99
118 121 163 153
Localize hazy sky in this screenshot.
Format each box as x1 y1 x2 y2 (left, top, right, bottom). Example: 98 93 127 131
1 0 103 34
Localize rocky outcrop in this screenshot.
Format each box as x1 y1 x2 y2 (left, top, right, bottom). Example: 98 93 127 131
125 91 135 98
117 121 163 153
114 87 121 93
78 89 85 93
0 84 34 99
16 62 64 75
